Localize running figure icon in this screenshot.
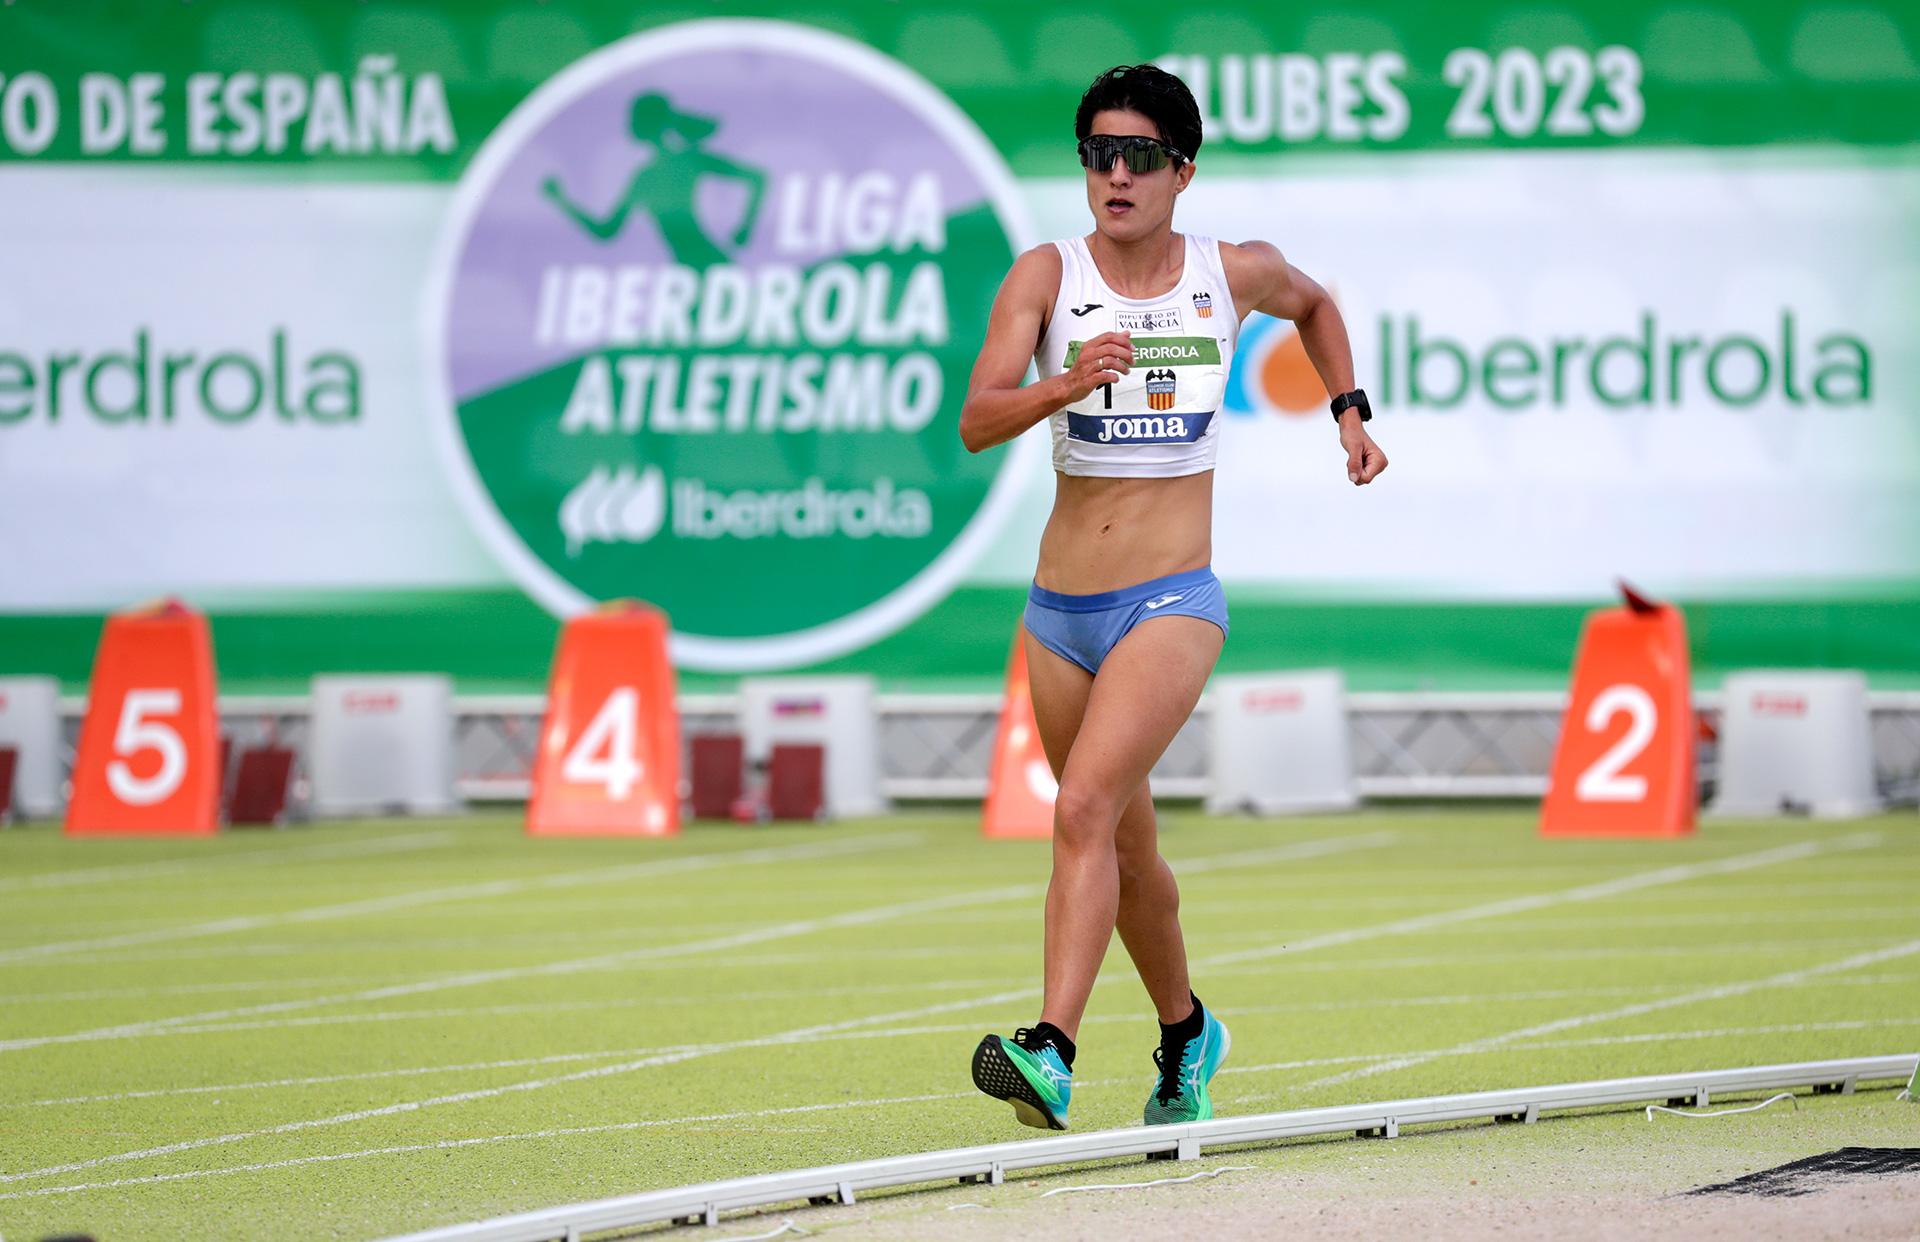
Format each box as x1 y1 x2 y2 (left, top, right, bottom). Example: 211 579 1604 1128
542 92 767 268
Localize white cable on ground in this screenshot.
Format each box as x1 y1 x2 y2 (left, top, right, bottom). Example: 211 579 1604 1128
1039 1165 1255 1197
719 1219 807 1241
1645 1092 1799 1121
945 1203 985 1211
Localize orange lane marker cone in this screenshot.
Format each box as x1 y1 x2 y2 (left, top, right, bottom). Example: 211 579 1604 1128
983 635 1057 839
528 601 681 837
1541 582 1696 838
67 598 221 836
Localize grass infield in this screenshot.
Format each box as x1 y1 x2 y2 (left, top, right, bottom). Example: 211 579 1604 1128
0 809 1915 1239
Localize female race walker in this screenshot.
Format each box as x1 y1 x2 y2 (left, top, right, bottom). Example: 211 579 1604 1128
959 64 1386 1131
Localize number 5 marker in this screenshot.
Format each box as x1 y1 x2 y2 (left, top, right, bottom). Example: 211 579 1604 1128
67 599 221 835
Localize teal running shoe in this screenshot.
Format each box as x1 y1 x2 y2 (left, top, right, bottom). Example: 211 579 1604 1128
1143 1004 1231 1125
972 1027 1073 1130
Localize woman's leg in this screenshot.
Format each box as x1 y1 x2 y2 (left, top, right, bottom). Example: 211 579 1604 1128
1113 788 1193 1024
1026 637 1187 1024
1032 616 1224 1040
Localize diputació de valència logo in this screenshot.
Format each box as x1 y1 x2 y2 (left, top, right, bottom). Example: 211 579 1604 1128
425 21 1035 670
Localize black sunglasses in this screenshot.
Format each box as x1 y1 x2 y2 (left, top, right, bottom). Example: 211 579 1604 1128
1077 134 1185 174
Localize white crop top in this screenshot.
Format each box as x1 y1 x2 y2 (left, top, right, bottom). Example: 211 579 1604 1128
1034 233 1238 478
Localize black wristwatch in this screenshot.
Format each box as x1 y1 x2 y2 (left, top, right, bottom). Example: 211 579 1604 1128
1330 389 1371 423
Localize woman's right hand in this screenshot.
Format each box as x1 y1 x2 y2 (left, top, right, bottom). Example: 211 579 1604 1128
1058 331 1132 403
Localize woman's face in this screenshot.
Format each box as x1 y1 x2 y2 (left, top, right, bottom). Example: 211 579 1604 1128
1084 108 1193 244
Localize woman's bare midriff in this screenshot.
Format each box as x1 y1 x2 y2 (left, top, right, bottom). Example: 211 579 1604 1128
1032 470 1214 594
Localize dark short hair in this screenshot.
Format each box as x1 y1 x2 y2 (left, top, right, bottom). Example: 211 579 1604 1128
1074 64 1203 162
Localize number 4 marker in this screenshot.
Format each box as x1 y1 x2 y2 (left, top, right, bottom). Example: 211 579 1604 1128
562 687 645 800
528 603 681 837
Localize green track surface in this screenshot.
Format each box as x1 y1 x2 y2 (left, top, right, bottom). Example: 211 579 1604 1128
0 810 1916 1240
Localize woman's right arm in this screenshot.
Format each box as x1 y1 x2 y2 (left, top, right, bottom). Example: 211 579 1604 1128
959 245 1133 453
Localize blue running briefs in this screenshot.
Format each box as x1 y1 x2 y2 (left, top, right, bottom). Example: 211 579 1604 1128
1023 566 1229 675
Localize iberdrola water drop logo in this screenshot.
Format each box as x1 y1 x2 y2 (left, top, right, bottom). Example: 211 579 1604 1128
426 21 1035 670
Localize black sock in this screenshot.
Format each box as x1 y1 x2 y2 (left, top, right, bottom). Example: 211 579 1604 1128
1160 992 1204 1042
1030 1021 1076 1069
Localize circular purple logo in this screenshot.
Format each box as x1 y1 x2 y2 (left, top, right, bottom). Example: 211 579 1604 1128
426 21 1034 670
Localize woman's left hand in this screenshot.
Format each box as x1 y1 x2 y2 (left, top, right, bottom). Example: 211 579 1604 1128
1339 413 1387 485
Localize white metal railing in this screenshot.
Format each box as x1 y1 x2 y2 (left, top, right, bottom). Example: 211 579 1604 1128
378 1055 1917 1241
49 691 1920 805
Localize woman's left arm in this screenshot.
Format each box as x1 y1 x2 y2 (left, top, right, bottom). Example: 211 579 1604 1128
1224 240 1387 486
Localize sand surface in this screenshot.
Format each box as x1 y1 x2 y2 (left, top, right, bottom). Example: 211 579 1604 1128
824 1171 1920 1241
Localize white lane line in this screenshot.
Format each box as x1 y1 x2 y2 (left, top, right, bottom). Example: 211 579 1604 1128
0 1089 983 1202
1514 1017 1920 1049
1229 1018 1920 1075
768 835 1890 1060
69 971 1910 1047
0 833 916 966
1 1017 1037 1110
5 834 1854 1184
927 901 1913 928
16 1010 1919 1204
1297 935 1920 1090
1187 887 1920 912
0 840 933 1051
40 930 1901 976
0 1017 1392 1204
631 834 1404 1043
0 832 1390 1054
0 830 459 895
0 898 1075 1184
5 1047 676 1109
0 870 1013 1056
1203 833 1884 967
1220 1017 1920 1106
0 979 1852 1109
0 835 1393 1183
79 974 1045 1037
12 1002 1916 1203
0 973 1055 1186
1407 907 1920 930
1207 940 1913 976
17 994 1916 1112
1 976 432 1005
1170 832 1398 872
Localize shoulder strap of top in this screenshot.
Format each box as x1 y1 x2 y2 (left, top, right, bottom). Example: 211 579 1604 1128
1192 234 1239 347
1062 235 1096 285
1185 233 1221 282
1037 239 1078 360
1051 238 1074 265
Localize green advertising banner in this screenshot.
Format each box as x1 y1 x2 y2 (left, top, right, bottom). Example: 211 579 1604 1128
2 1 1917 690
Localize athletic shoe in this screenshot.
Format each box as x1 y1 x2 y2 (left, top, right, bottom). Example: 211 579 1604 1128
972 1027 1073 1130
1143 1004 1231 1125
